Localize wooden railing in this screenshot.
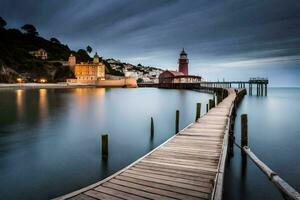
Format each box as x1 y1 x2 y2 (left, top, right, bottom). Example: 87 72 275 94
243 147 300 200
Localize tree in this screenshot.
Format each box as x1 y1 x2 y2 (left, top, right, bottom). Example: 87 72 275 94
50 37 61 44
21 24 38 36
86 45 92 54
76 49 91 62
137 78 143 83
0 17 7 29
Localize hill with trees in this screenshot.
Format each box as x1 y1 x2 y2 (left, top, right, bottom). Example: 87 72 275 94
0 17 130 83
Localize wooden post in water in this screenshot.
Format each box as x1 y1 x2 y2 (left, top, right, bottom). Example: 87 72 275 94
259 84 261 96
151 117 154 136
217 93 221 104
213 95 216 107
209 99 212 109
195 103 201 122
102 134 108 159
241 114 248 157
206 103 209 113
220 91 223 103
248 84 250 95
265 84 267 96
175 110 179 134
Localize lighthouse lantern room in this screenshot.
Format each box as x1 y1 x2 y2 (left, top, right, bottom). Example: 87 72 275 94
178 48 189 75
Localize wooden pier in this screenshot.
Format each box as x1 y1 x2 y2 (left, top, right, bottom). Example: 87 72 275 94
138 78 268 96
55 88 246 200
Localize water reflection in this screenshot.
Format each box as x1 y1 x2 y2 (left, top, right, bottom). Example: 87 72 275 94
224 88 300 200
0 88 212 200
16 89 24 120
95 88 106 97
39 89 48 120
74 88 89 111
240 154 248 197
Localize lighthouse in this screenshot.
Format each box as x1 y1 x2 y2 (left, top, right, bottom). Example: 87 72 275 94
178 48 189 75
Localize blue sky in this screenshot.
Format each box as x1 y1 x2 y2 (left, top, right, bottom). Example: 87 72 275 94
1 0 300 86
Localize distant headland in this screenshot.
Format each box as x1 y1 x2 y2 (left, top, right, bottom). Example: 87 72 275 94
0 16 162 87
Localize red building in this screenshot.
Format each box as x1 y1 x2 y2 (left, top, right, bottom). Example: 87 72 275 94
159 49 201 86
178 48 189 75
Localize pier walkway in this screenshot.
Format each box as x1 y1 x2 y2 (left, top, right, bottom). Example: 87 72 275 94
55 88 242 200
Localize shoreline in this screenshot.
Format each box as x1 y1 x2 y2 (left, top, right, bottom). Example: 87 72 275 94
0 83 141 89
0 83 101 89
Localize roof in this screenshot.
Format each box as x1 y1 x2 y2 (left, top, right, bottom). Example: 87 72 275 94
159 70 201 79
38 48 46 51
94 52 100 58
168 70 185 76
175 75 202 79
180 48 187 55
159 70 184 78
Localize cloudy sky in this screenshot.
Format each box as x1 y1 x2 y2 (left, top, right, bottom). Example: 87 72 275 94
1 0 300 86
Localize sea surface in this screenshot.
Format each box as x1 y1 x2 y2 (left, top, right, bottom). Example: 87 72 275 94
0 88 211 200
0 87 299 200
224 87 300 200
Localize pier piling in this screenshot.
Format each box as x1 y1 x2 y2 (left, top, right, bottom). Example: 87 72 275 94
241 114 248 156
209 99 214 109
151 117 154 136
213 96 216 107
195 103 201 122
175 110 179 134
217 92 222 104
101 134 108 159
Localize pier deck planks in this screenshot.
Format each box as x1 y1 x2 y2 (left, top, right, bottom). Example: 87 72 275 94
55 89 237 200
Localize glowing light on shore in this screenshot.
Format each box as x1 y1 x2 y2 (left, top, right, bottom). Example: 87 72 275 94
16 89 24 119
39 89 48 119
40 78 47 83
16 78 23 83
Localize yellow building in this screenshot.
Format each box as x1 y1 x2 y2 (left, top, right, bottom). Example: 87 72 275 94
68 53 105 84
66 52 137 87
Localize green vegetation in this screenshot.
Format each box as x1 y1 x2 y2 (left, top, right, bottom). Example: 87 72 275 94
86 45 92 54
50 37 61 44
0 17 6 29
0 17 125 83
21 24 39 36
137 78 143 83
0 25 75 82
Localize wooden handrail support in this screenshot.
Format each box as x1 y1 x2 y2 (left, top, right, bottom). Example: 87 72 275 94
243 146 300 200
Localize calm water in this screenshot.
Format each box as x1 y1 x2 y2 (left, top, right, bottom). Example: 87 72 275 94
224 88 300 200
1 88 299 200
0 88 211 200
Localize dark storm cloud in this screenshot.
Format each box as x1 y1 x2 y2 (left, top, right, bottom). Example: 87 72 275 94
1 0 300 85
